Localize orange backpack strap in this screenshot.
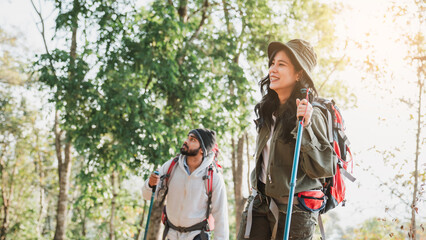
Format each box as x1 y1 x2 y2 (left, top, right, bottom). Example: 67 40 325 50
162 156 179 186
157 156 179 207
201 164 214 231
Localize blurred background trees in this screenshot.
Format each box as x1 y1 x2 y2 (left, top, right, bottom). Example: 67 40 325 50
0 0 423 239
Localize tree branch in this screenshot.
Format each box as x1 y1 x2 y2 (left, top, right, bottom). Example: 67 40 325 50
235 7 247 60
187 0 209 44
54 110 63 177
379 179 410 206
221 0 232 33
318 41 348 92
177 0 210 65
178 0 188 22
30 0 60 82
187 2 219 21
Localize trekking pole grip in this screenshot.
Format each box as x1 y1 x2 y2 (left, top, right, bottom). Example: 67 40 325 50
152 171 159 192
298 88 312 123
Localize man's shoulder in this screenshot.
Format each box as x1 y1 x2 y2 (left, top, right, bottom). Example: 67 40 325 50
210 165 225 185
160 155 181 174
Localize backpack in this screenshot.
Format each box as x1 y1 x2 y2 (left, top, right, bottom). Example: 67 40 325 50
312 98 356 239
157 145 221 239
312 98 356 213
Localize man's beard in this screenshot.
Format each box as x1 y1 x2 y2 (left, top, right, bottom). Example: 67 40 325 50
180 144 200 156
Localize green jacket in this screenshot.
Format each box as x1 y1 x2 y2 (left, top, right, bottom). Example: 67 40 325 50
250 103 337 200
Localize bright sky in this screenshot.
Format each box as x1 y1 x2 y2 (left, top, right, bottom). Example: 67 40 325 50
330 0 425 229
1 0 52 55
1 0 424 234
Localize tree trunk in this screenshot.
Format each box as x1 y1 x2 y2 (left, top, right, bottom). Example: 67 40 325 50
43 195 53 235
231 137 236 191
0 145 18 240
0 203 8 240
222 2 247 233
110 171 118 240
54 5 77 236
82 209 87 237
37 150 46 237
410 50 423 240
234 135 245 235
147 201 164 240
33 128 46 237
231 135 245 236
53 109 72 240
246 132 251 194
54 140 72 240
135 200 148 240
0 185 8 240
0 153 9 240
178 0 188 23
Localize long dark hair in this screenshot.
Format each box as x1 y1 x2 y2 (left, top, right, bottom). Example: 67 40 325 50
254 47 318 142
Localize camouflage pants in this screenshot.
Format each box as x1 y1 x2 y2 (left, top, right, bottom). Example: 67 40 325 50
237 192 318 240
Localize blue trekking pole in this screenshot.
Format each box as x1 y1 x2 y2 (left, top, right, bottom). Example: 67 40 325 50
143 170 159 240
283 89 310 240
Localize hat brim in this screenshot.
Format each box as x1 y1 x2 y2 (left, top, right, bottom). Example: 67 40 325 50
267 41 314 86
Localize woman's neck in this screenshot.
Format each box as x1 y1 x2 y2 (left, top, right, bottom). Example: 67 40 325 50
277 90 292 105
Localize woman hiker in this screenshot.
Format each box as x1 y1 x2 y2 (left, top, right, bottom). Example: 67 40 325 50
237 39 338 240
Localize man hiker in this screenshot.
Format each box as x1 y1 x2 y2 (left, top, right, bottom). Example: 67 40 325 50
142 128 229 240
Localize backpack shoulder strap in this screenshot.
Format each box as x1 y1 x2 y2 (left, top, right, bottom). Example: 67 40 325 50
157 156 179 207
312 98 334 143
203 164 214 220
163 156 179 187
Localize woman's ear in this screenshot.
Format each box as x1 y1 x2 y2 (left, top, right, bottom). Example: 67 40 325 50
297 71 304 81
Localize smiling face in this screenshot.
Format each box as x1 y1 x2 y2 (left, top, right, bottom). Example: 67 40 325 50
180 133 202 156
268 50 302 97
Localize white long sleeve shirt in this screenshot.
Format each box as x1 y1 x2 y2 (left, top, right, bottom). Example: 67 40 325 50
142 153 229 240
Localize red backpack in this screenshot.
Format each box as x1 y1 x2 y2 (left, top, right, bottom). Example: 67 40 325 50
313 98 356 213
312 98 356 239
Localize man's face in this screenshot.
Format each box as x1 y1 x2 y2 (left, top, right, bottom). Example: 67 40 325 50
180 133 202 156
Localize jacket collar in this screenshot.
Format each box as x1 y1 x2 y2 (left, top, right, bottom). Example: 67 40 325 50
178 152 214 175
